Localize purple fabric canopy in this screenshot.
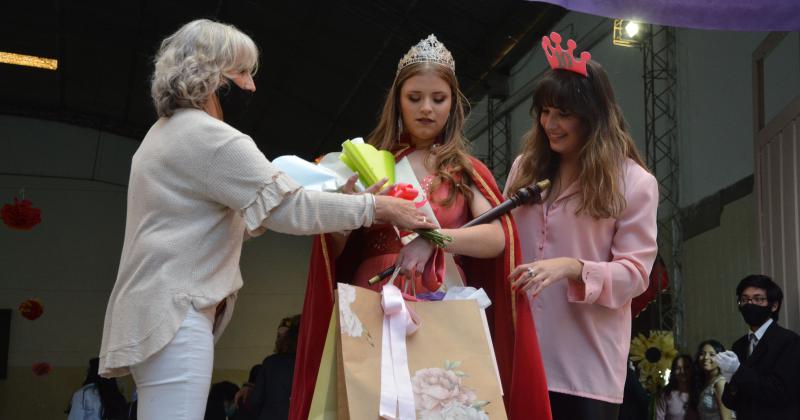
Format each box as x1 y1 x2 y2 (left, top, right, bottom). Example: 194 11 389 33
533 0 800 31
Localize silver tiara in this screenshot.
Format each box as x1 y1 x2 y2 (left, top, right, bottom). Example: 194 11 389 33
397 34 455 74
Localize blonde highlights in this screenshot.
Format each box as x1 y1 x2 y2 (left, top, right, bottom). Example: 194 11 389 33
367 62 473 206
151 19 259 117
507 61 648 219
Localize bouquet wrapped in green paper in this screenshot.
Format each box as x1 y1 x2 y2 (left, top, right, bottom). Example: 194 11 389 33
339 139 395 190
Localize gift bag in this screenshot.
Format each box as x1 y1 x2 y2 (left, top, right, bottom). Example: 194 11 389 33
308 302 340 420
307 297 355 420
336 283 507 420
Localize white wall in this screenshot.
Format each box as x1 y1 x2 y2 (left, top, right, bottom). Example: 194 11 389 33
764 33 800 124
678 30 764 206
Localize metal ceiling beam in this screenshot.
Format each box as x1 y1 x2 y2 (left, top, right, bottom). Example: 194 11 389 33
0 104 148 140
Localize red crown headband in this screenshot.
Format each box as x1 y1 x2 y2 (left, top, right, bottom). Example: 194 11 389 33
541 32 591 77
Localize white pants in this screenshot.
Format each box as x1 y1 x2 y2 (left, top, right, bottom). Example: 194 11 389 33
131 306 215 420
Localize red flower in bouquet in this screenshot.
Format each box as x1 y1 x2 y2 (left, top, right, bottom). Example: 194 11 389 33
388 183 426 207
387 183 450 247
1 197 42 231
31 362 53 376
19 299 44 321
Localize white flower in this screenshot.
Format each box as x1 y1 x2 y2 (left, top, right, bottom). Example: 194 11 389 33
419 403 489 420
441 404 489 420
338 284 363 337
412 367 476 412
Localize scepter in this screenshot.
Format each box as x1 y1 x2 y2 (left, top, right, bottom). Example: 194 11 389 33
368 179 551 284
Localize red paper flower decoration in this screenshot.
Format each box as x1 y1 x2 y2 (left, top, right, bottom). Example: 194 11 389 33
632 255 669 318
388 183 426 208
388 183 419 200
19 299 44 320
1 197 42 230
31 362 53 376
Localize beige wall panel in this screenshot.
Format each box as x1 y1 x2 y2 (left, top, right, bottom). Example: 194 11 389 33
758 111 800 331
682 194 760 351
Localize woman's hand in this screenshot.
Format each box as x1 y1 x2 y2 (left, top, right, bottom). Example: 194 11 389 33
374 196 436 231
509 257 583 295
342 175 389 195
395 236 435 278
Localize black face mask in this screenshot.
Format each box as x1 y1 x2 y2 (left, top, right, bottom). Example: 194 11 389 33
217 79 254 128
739 303 773 327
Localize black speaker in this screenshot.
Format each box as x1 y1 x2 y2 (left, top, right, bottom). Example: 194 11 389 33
0 309 10 380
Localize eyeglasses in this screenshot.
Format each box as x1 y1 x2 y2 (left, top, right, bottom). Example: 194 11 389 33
738 296 768 306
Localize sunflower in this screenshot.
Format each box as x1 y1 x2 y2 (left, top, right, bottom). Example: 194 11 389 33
630 330 677 393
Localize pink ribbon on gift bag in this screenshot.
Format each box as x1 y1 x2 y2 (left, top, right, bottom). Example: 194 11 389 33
379 284 421 420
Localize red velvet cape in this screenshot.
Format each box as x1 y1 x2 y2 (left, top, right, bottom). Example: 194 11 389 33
288 151 551 420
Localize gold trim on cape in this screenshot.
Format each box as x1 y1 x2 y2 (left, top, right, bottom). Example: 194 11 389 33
470 168 518 330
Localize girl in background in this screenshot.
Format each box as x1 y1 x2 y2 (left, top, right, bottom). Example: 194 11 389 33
68 357 128 420
656 354 698 420
695 340 733 420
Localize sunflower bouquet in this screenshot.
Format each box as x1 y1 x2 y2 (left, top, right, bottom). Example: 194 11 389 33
629 330 677 393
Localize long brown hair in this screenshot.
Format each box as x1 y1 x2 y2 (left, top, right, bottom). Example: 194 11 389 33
367 62 473 206
506 60 648 219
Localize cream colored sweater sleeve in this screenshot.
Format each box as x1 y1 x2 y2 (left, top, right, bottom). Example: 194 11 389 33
259 189 375 236
204 134 374 237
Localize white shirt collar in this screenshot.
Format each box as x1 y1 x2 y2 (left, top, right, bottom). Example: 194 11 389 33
752 317 773 340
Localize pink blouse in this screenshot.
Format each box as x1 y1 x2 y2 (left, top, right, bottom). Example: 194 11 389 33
505 157 658 403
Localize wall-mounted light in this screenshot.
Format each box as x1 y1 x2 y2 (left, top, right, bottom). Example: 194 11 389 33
613 19 645 47
0 52 58 70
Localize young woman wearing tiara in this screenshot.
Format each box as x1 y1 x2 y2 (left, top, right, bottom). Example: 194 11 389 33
290 35 551 420
505 32 659 419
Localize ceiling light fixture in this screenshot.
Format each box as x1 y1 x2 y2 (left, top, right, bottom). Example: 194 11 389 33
613 19 645 48
0 51 58 70
625 21 640 37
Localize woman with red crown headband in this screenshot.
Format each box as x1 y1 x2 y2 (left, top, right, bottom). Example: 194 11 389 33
505 32 659 419
290 34 552 420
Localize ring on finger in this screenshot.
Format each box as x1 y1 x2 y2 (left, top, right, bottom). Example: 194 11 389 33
527 267 536 277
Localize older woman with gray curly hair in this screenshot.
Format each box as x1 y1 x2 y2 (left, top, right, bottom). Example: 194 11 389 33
98 19 432 420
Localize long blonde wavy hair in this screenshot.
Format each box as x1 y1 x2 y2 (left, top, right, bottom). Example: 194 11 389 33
151 19 259 117
506 60 648 219
367 62 473 206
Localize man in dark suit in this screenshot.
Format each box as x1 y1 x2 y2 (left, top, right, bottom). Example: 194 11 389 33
717 274 800 420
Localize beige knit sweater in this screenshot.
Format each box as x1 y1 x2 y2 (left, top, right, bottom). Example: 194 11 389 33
99 108 374 377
